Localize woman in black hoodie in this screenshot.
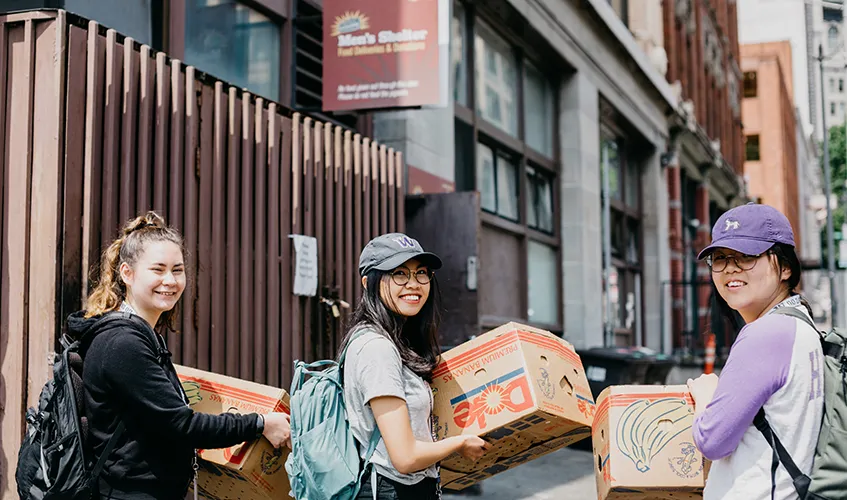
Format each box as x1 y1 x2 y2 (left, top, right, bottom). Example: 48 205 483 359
69 211 290 499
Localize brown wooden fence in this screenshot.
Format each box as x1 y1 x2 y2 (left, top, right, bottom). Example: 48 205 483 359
0 10 404 497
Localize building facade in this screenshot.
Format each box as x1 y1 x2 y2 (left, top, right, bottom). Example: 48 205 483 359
737 0 815 135
395 0 677 351
627 0 747 357
741 42 802 248
735 0 829 326
813 0 847 139
4 0 683 352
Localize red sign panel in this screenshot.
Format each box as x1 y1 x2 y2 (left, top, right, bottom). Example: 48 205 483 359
322 0 445 112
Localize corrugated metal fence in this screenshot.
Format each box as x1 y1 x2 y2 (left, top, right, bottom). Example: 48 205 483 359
0 10 404 496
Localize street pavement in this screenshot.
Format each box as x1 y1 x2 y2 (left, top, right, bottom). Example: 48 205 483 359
442 446 597 500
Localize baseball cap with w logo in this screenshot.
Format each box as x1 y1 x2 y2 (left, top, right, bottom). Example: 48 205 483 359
358 233 443 277
697 203 795 260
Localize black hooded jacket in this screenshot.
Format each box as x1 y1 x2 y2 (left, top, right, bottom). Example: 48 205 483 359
69 311 260 499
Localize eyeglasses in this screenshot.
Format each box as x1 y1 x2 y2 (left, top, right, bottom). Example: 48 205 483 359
706 252 769 272
390 268 433 286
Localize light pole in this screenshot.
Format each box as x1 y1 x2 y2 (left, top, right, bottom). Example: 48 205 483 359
818 44 838 325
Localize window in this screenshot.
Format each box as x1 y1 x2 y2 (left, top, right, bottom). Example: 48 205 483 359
832 102 837 116
524 63 555 157
477 143 519 221
831 78 836 93
824 6 844 23
456 4 561 330
527 241 559 325
840 79 844 92
743 71 757 98
609 0 628 27
829 25 839 50
600 132 642 345
474 23 518 136
745 135 760 161
65 0 154 46
603 138 622 200
527 166 554 233
185 0 280 101
452 3 468 106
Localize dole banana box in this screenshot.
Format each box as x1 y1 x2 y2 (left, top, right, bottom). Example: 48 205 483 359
431 322 595 490
174 365 291 500
593 385 709 500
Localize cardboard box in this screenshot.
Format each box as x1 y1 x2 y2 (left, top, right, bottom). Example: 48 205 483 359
593 385 709 500
431 322 595 490
175 365 291 500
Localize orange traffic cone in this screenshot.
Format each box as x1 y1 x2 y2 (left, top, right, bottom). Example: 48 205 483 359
704 333 716 375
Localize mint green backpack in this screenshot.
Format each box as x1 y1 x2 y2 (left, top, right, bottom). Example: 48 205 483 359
285 331 382 500
754 307 847 500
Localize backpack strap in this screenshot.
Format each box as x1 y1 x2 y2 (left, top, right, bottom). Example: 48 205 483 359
341 327 385 499
88 420 125 489
361 426 383 499
757 308 816 499
338 327 372 367
753 408 811 499
772 307 818 334
338 327 379 387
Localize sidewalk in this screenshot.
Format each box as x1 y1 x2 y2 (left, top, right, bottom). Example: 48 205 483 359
443 446 597 499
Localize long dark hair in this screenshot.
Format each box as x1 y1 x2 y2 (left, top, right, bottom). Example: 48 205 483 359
711 243 813 330
338 268 443 382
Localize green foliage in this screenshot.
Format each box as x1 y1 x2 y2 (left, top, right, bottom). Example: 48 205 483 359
821 124 847 264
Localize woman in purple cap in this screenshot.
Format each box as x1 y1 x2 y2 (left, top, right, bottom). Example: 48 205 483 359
687 203 823 500
339 233 489 499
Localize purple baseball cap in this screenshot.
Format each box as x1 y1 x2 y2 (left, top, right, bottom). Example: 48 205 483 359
697 203 795 260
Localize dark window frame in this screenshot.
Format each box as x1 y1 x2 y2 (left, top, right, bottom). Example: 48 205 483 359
453 0 563 332
609 0 629 27
601 121 644 347
745 134 760 161
166 0 371 132
167 0 290 104
743 71 757 98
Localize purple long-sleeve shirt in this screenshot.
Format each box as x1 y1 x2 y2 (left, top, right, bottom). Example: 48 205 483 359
692 313 795 460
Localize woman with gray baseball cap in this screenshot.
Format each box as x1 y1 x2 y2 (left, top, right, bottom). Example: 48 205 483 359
687 204 822 500
339 233 489 499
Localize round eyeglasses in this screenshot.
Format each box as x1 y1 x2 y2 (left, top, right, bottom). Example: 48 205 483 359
706 252 768 272
390 268 433 286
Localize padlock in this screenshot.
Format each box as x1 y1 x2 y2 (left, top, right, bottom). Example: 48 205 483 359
332 304 341 318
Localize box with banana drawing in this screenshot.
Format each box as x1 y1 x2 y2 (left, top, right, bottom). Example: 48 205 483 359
175 364 291 500
593 385 709 500
431 322 595 490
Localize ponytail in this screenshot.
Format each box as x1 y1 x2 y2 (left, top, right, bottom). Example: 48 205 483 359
84 211 185 331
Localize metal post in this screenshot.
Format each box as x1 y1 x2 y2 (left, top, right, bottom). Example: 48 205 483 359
602 145 613 347
820 44 838 325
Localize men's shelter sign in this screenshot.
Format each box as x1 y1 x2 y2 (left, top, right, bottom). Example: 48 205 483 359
322 0 448 111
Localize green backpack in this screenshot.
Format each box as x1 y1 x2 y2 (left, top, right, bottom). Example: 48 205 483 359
754 307 847 500
285 329 382 500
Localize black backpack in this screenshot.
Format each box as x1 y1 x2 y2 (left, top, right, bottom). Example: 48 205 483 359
15 312 168 500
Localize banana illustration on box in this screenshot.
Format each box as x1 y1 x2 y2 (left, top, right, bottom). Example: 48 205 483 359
615 397 693 473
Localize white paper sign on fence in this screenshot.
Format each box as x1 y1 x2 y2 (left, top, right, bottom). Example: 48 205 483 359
290 234 318 297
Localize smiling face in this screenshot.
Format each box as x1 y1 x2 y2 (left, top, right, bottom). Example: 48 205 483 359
120 240 186 324
378 258 432 317
711 247 791 322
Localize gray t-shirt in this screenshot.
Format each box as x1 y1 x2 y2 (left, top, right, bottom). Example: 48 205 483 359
343 328 438 485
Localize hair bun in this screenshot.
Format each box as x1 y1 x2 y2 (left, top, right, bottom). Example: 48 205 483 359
123 211 167 236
